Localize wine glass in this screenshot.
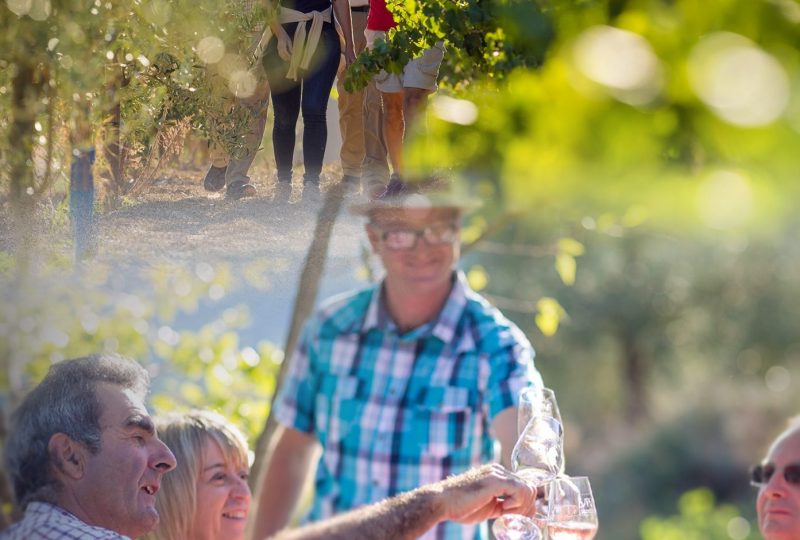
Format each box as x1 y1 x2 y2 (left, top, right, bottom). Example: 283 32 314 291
493 411 565 540
545 476 598 540
492 515 542 540
518 387 562 436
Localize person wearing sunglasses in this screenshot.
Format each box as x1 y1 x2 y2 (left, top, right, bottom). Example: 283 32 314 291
251 177 544 540
753 416 800 540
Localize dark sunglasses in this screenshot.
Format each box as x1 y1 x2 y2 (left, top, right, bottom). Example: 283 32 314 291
750 462 800 487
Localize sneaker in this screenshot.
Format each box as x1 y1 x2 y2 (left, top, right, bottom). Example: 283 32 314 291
203 165 227 192
370 173 405 200
225 180 256 200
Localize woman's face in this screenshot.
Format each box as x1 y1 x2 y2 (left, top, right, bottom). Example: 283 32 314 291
189 438 251 540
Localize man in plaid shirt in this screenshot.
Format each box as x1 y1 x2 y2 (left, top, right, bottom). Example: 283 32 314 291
253 179 543 540
3 355 177 540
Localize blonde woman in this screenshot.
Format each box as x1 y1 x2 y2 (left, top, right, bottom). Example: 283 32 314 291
144 410 251 540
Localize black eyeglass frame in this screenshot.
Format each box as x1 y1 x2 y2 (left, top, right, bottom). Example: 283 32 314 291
368 221 460 251
750 462 800 487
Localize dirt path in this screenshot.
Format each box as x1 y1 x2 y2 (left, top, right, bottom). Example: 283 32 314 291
96 167 365 267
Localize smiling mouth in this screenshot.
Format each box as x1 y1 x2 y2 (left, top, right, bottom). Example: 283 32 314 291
222 510 248 520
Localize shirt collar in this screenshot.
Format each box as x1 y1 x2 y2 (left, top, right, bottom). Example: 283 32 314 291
361 271 469 343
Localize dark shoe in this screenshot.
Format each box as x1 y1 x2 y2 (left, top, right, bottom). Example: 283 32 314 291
225 180 256 200
203 165 227 192
371 173 405 200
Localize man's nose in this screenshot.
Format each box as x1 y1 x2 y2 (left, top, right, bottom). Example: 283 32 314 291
151 439 177 473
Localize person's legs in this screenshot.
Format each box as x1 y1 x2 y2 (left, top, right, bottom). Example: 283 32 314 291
361 77 390 187
264 23 302 184
225 75 270 185
299 23 340 184
336 10 368 180
363 29 393 189
380 90 404 176
402 87 432 129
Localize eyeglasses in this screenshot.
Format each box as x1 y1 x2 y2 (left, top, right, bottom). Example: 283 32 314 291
750 462 800 487
370 222 459 251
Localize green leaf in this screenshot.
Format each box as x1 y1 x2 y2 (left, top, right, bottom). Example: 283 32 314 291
467 265 489 291
555 252 577 285
534 297 565 336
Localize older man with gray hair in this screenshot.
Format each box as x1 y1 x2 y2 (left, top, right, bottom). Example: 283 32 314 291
2 354 177 539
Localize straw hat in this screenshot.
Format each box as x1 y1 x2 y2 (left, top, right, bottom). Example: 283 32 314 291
349 176 482 216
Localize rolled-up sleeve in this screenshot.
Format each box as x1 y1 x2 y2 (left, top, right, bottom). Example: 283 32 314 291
484 331 542 422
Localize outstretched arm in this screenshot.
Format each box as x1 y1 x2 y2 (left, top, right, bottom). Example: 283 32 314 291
269 464 536 540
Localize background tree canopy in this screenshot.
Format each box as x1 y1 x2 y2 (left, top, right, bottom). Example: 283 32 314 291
2 0 800 538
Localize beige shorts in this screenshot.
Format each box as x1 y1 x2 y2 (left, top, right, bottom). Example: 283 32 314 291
365 29 445 93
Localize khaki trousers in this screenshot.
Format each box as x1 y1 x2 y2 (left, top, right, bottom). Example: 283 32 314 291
336 9 389 182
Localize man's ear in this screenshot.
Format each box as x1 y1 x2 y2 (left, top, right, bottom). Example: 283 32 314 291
48 433 88 480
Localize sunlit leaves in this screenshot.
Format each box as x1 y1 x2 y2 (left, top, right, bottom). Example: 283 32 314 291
640 488 758 540
534 296 566 337
554 237 584 286
467 265 489 291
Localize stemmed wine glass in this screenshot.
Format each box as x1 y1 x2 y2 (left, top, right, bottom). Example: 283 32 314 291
492 387 565 540
545 476 598 540
517 387 562 436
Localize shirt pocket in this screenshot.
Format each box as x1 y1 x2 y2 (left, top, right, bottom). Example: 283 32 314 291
316 373 363 446
412 385 473 458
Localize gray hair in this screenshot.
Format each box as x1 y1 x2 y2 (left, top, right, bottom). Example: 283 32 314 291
5 354 150 509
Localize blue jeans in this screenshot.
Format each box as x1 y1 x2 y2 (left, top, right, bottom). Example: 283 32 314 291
264 21 340 184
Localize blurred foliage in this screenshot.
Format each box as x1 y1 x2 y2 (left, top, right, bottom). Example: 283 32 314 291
0 258 280 451
407 0 800 223
1 0 264 205
641 488 759 540
3 0 800 538
345 0 556 91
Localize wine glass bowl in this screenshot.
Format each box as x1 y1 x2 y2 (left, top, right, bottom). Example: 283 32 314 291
545 476 598 540
512 415 564 478
492 515 542 540
518 387 562 436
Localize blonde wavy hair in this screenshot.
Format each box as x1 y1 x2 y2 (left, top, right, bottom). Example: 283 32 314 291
143 410 250 540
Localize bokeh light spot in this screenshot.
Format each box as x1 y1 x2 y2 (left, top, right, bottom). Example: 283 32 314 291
431 95 479 125
765 365 790 393
197 36 225 64
727 516 750 540
573 26 662 105
688 33 790 126
696 171 753 230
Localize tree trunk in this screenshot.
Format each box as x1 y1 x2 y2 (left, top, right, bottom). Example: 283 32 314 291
103 63 127 203
249 182 346 490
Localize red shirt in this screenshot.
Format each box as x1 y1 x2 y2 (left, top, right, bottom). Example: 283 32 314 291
367 0 397 31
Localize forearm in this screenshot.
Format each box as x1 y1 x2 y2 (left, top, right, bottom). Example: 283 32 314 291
332 0 355 54
251 428 318 540
272 485 445 540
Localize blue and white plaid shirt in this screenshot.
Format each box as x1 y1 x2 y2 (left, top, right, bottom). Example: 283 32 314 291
1 502 130 539
275 271 543 540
